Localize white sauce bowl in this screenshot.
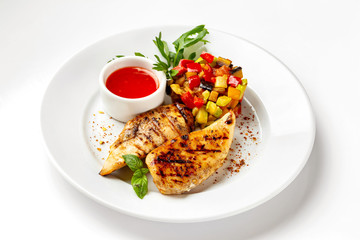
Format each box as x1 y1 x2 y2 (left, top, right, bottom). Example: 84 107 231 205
99 56 167 122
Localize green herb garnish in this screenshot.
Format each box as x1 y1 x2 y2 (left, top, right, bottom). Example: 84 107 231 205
107 25 209 78
122 154 149 199
153 25 209 78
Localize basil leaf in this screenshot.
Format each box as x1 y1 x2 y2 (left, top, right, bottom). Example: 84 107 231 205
122 154 143 172
131 168 149 199
134 52 145 57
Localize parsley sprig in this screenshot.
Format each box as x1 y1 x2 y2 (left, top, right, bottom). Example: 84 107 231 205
153 25 209 78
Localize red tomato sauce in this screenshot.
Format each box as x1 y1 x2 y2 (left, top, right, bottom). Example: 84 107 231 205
106 67 158 98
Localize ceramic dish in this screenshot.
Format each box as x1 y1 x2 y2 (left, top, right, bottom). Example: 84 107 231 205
40 25 315 222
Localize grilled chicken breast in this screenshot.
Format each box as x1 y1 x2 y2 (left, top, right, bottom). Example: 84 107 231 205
99 103 194 176
146 111 236 194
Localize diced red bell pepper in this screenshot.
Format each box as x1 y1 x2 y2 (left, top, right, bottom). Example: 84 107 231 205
209 77 216 83
188 75 201 90
180 91 195 109
179 59 194 68
187 62 202 73
200 52 215 64
203 64 214 83
171 65 187 76
228 75 242 87
194 96 204 108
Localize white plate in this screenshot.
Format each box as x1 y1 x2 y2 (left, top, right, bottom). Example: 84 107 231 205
41 26 315 223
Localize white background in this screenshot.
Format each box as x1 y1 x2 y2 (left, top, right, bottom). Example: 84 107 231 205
1 0 359 239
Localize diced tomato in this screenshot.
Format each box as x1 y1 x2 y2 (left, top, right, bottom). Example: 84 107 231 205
171 66 187 76
227 75 242 87
178 59 194 68
203 64 214 83
187 62 202 73
194 96 204 108
200 52 215 63
188 75 201 90
180 91 195 109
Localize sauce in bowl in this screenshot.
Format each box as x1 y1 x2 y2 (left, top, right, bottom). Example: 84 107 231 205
106 66 159 99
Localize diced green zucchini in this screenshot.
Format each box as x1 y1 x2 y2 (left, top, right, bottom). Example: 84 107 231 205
196 107 208 124
206 101 222 118
213 106 223 118
214 75 228 88
236 81 247 101
216 96 232 107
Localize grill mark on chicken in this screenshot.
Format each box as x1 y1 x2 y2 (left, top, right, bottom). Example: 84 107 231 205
100 104 194 176
160 112 181 137
151 116 168 142
142 132 157 148
203 134 229 141
146 111 236 194
184 149 221 153
155 158 193 164
225 114 233 124
175 103 193 131
181 135 189 140
161 109 182 136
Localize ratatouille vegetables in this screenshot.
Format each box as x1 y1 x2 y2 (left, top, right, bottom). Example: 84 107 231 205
167 52 248 128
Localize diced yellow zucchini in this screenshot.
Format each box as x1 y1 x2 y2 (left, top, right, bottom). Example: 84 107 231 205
195 57 206 64
232 67 243 78
216 96 232 107
185 72 197 79
214 75 228 88
241 78 248 86
192 107 199 116
170 84 183 95
196 107 208 124
212 87 226 94
206 101 217 115
202 90 210 101
229 99 239 109
175 76 186 85
208 91 219 102
198 71 204 78
228 86 241 100
217 57 232 66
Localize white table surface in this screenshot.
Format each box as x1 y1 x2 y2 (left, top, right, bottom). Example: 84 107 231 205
1 0 359 239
